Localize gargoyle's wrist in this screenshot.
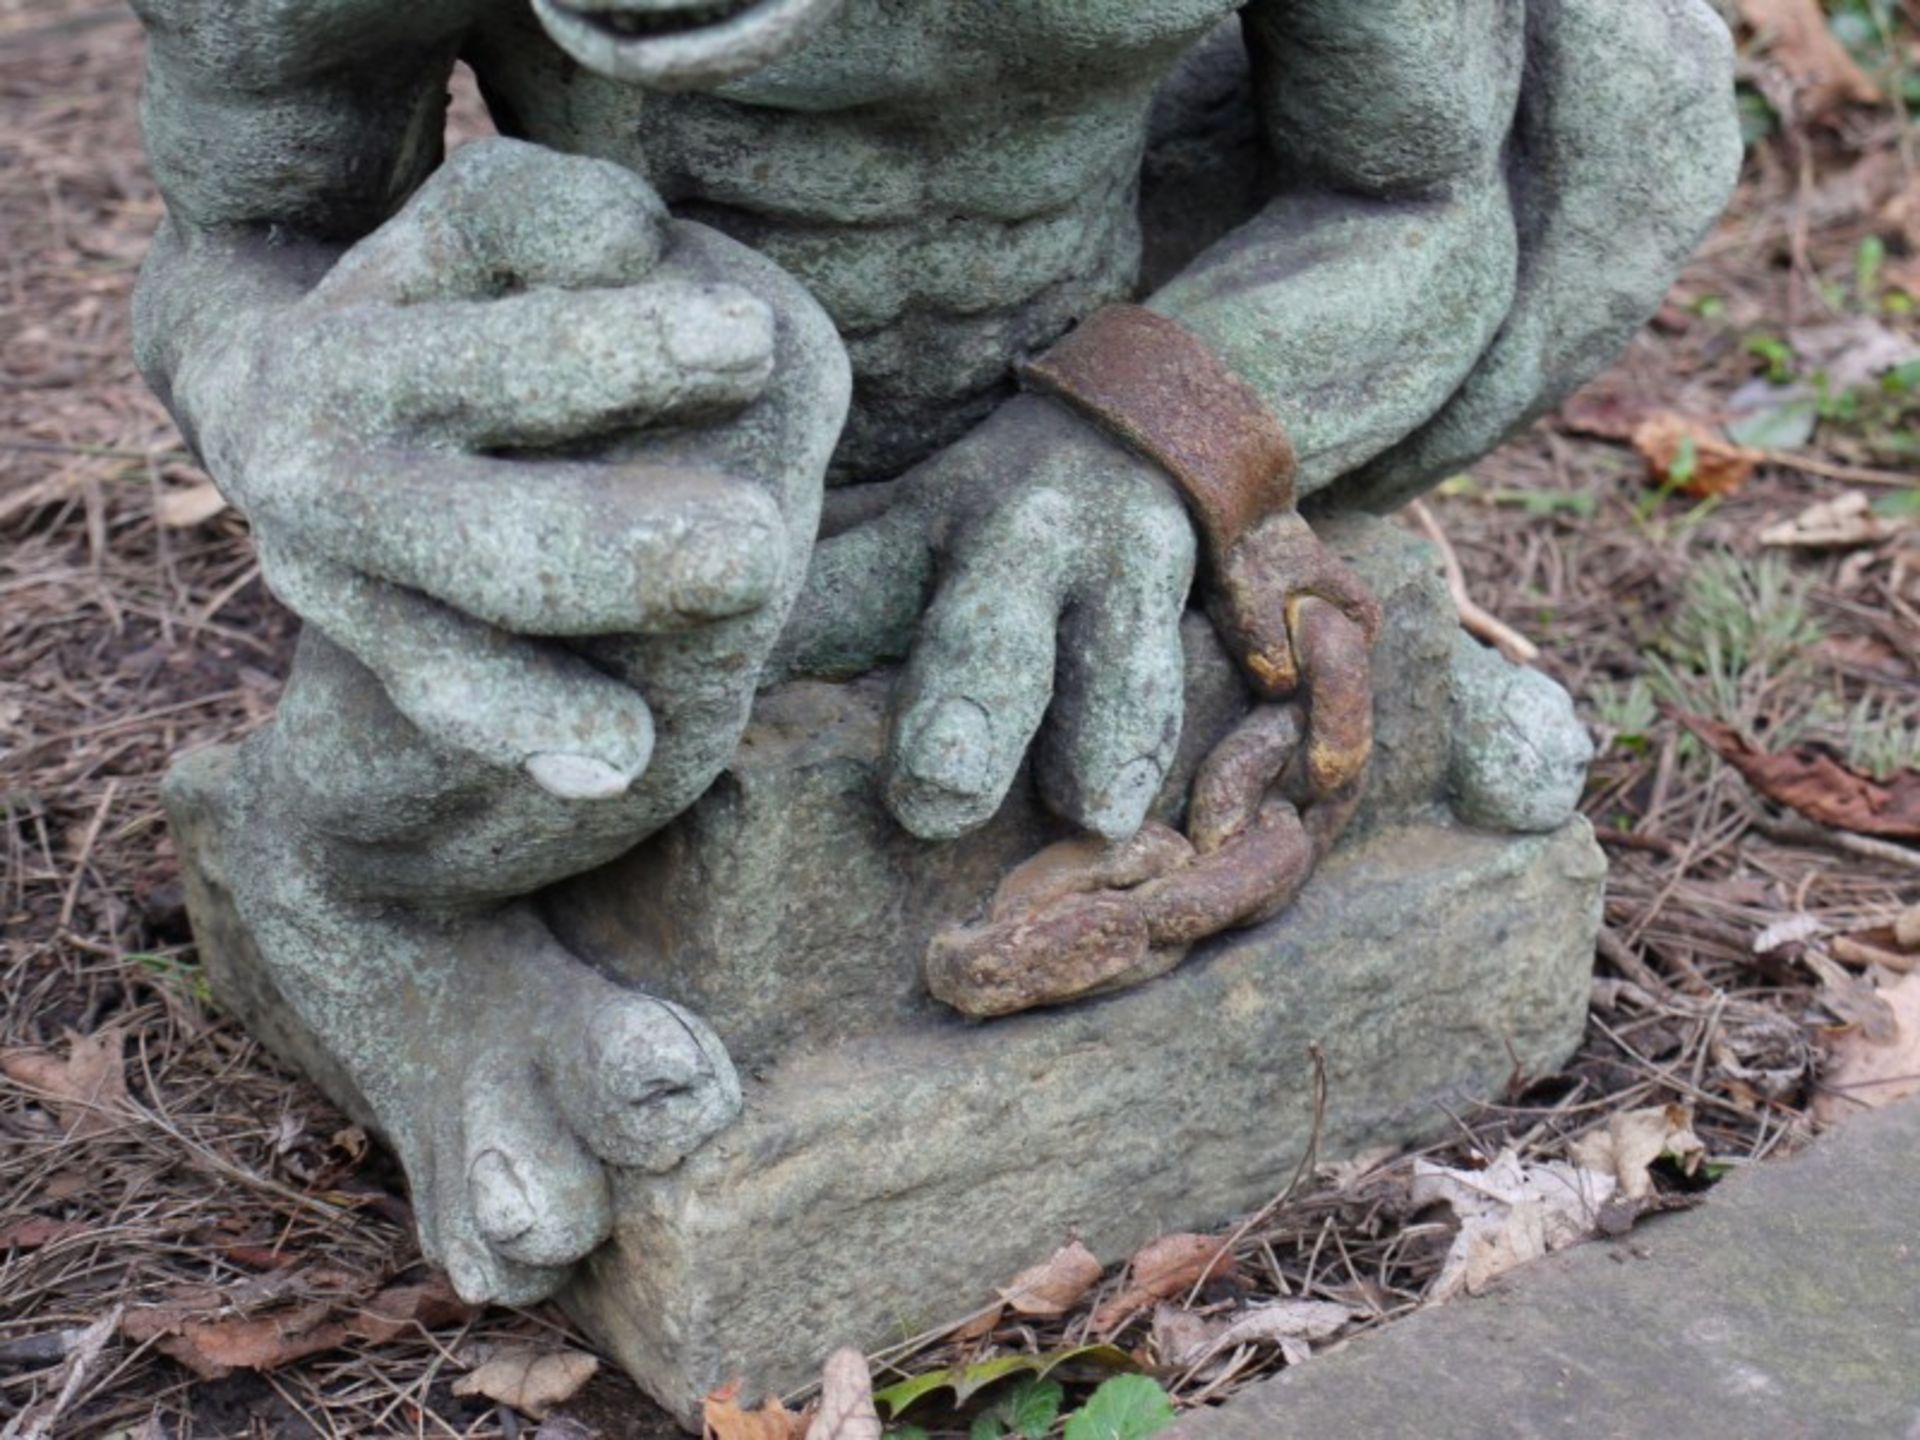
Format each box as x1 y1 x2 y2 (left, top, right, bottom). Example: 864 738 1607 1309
1019 304 1298 560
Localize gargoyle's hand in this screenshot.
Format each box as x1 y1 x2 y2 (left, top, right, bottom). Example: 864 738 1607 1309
786 390 1198 845
198 138 848 796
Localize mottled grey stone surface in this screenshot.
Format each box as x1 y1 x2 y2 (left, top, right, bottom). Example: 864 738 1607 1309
1171 1099 1920 1440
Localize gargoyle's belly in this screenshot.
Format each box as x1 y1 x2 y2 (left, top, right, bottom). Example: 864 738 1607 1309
677 166 1144 482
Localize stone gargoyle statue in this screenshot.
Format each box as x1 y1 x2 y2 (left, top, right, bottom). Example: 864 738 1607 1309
131 0 1739 1415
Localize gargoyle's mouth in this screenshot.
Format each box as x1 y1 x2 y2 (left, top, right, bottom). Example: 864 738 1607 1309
532 0 847 90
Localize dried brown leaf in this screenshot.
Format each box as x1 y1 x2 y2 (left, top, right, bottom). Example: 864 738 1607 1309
1150 1304 1223 1370
1568 1105 1706 1201
1805 949 1902 1043
1738 0 1882 117
1674 711 1920 842
154 479 229 529
0 1218 93 1250
1412 1151 1617 1300
998 1239 1103 1318
345 1277 471 1345
1761 491 1915 550
804 1347 881 1440
453 1348 599 1420
1203 1300 1357 1367
2 1026 130 1138
123 1302 348 1380
120 1276 470 1380
1631 413 1760 498
1092 1234 1237 1333
1817 972 1920 1123
703 1378 811 1440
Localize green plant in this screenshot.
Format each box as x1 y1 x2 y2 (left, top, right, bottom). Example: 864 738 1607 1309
967 1378 1066 1440
1645 551 1825 741
1061 1377 1177 1440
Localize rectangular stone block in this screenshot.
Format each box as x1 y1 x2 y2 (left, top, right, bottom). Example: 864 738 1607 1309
563 814 1604 1420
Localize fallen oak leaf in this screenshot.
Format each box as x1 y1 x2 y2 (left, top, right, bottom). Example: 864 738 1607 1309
2 1026 130 1139
1568 1105 1706 1202
1411 1150 1617 1301
1197 1300 1357 1368
122 1302 348 1380
454 1348 598 1421
1092 1235 1237 1334
1806 949 1902 1043
1672 710 1920 842
1155 1300 1356 1371
1632 413 1760 498
999 1239 1104 1319
0 1218 94 1251
1815 971 1920 1124
345 1276 471 1344
1149 1305 1223 1371
122 1275 471 1380
703 1378 811 1440
805 1347 881 1440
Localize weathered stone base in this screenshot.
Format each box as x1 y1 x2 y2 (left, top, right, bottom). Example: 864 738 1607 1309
179 792 1601 1423
169 516 1605 1425
567 815 1603 1421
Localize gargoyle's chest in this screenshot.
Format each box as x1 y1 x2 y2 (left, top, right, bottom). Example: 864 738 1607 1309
473 0 1244 223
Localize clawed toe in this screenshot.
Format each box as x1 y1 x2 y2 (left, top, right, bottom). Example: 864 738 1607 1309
552 993 742 1172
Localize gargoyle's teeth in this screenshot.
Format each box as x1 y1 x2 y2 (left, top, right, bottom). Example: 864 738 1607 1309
553 0 760 41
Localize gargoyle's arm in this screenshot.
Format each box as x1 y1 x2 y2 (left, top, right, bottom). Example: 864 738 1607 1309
1145 0 1524 500
1148 0 1740 510
130 0 474 439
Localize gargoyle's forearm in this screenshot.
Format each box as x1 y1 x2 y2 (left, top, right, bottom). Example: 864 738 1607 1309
1144 172 1518 499
133 220 339 463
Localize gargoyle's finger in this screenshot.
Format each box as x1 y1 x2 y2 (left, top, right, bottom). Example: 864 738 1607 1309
1292 596 1374 801
257 540 655 797
301 278 775 451
1186 703 1304 854
1135 796 1313 948
315 139 670 305
256 454 788 637
883 491 1071 842
1036 519 1195 840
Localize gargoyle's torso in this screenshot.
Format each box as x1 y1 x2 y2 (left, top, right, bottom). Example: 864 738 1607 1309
469 0 1253 481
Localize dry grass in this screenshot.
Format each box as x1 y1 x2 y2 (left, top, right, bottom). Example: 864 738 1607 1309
3 5 1917 1438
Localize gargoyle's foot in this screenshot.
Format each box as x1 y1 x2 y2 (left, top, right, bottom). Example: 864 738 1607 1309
405 908 742 1306
183 757 742 1305
1447 631 1594 834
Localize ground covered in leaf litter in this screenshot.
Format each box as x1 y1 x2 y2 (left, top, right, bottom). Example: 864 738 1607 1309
3 1 1919 1436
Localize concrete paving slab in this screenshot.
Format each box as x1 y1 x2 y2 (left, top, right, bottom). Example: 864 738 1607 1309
1172 1101 1920 1440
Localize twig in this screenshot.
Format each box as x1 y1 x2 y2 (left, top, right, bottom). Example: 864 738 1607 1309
57 779 117 931
1408 500 1541 664
1748 808 1920 872
1762 450 1918 489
